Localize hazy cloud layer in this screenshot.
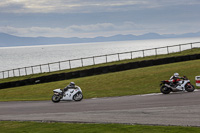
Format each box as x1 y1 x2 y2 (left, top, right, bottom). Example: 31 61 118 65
1 0 200 13
0 0 200 37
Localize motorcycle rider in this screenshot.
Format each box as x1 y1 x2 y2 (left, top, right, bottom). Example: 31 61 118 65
63 82 76 93
169 73 183 89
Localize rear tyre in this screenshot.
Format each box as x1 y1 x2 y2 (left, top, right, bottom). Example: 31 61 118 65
73 92 83 101
160 86 171 94
185 83 195 92
52 94 61 103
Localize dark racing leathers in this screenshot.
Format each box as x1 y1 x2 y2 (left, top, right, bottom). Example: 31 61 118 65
63 85 76 93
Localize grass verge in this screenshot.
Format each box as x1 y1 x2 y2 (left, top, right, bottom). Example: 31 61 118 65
0 59 199 101
0 121 200 133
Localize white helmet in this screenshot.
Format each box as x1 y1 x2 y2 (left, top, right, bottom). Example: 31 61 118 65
174 73 179 77
70 82 75 87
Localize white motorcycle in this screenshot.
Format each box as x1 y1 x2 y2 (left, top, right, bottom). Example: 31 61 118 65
52 86 83 103
160 76 195 94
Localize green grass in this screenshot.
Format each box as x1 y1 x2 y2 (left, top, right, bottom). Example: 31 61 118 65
0 121 200 133
1 48 200 84
0 59 199 101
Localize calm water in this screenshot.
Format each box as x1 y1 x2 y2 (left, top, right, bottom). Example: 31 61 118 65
0 37 200 74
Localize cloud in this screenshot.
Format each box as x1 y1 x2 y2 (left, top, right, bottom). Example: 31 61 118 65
2 21 199 38
0 22 143 37
67 23 115 32
0 0 200 38
1 0 199 13
0 1 25 13
0 0 139 13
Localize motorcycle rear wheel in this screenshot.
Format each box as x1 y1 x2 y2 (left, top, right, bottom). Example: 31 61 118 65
185 83 195 92
52 94 61 103
73 92 83 101
160 86 171 94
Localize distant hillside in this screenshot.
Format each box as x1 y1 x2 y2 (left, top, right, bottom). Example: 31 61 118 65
0 32 200 47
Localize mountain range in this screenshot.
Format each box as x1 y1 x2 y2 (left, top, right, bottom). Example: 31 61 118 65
0 32 200 47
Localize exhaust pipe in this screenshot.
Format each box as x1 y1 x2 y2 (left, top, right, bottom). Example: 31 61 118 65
164 84 177 91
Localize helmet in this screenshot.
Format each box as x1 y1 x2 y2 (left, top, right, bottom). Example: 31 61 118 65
70 82 75 87
174 73 179 77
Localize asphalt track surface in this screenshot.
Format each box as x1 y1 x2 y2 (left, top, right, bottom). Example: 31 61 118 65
0 90 200 127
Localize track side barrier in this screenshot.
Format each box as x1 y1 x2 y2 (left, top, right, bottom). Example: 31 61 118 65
1 53 200 89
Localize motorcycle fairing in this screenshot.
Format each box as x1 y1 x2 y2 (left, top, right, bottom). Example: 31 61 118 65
61 88 80 100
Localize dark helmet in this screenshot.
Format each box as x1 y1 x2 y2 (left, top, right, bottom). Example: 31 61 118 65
70 82 75 87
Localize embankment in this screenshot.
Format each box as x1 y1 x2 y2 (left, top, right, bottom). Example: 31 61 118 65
0 53 200 89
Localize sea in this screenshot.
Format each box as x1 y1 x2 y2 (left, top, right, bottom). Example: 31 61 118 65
0 37 200 78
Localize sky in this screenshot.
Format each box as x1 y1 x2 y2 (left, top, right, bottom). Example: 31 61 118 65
0 0 200 38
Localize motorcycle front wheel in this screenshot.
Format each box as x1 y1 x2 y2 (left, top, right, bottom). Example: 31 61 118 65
52 94 61 103
73 92 83 101
185 83 195 92
160 86 171 94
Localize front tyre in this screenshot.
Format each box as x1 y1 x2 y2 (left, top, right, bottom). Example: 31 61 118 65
73 92 83 101
160 86 171 94
185 83 195 92
52 94 61 103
